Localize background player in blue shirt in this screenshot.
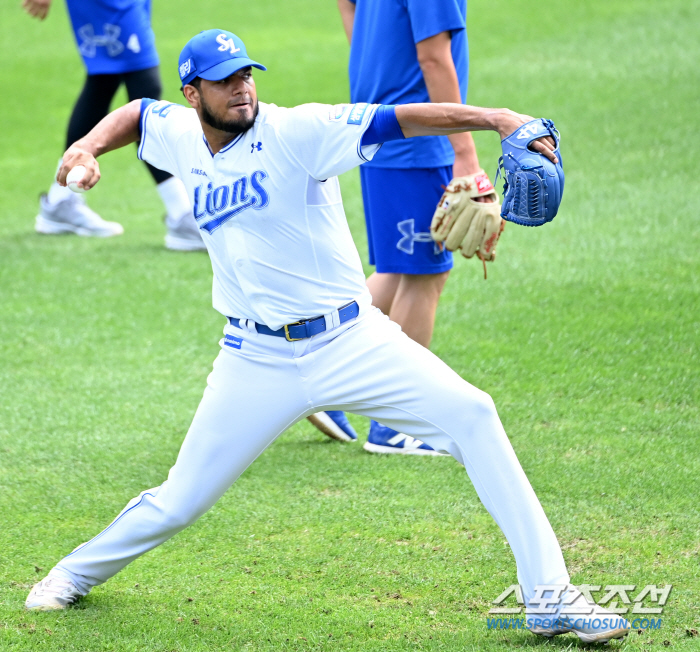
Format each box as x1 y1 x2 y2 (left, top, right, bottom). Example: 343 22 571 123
22 0 204 250
325 0 503 454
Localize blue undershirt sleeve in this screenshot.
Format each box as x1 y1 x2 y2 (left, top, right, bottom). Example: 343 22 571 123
360 105 405 146
138 98 157 138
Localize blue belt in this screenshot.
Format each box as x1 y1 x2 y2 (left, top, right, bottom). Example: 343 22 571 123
229 301 360 342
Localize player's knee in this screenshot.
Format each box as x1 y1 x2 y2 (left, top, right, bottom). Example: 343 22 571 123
160 503 205 531
455 387 498 426
476 391 498 420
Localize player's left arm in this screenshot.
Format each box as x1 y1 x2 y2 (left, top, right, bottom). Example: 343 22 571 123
337 0 355 44
416 31 481 178
57 100 142 191
395 103 558 163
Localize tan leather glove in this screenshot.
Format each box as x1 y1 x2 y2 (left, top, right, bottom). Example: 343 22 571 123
430 171 505 267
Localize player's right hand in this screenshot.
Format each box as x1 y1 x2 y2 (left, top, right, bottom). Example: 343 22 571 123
57 147 101 191
494 109 558 164
22 0 52 21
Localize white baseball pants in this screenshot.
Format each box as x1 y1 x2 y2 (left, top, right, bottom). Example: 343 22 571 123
55 307 569 603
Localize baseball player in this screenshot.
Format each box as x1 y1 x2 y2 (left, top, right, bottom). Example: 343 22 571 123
316 0 503 454
25 29 628 644
22 0 204 250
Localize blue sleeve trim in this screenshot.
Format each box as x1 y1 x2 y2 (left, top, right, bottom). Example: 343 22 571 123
137 98 157 157
357 104 380 162
361 105 404 146
408 0 466 45
413 23 465 46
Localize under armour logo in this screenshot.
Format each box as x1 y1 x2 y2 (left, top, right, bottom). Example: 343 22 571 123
397 219 441 255
77 23 124 58
516 123 541 139
250 142 262 153
216 33 241 55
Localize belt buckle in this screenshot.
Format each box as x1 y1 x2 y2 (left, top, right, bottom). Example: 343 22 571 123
284 321 304 342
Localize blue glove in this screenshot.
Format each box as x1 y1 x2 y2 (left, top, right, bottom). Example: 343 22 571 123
497 119 564 227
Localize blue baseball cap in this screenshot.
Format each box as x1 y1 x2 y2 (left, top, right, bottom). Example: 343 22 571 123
178 29 266 86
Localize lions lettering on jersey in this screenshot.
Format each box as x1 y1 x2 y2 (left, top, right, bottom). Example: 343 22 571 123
193 172 269 234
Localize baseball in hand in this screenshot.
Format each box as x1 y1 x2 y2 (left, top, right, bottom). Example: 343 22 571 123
66 166 88 193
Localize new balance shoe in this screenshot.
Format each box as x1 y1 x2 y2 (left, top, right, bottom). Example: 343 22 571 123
528 585 631 644
35 193 124 237
363 420 448 456
25 571 85 611
165 210 207 251
307 411 358 442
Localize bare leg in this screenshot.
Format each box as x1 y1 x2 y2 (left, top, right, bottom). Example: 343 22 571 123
366 271 400 315
364 270 451 451
367 271 450 347
391 271 451 347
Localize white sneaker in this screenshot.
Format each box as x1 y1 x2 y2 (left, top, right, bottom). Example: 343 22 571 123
529 585 631 643
35 193 124 237
25 571 84 611
165 211 206 251
306 411 358 442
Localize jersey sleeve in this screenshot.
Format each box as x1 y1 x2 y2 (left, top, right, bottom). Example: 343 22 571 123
406 0 465 44
274 103 382 180
137 99 199 177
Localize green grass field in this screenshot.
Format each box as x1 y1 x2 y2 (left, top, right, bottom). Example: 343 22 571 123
1 0 699 649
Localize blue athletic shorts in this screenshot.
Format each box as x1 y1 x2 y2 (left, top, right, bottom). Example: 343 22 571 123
66 0 159 75
360 165 453 275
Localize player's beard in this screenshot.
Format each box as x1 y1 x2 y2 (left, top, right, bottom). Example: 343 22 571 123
200 95 259 136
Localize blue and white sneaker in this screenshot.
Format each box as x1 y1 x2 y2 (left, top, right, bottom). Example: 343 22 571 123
363 421 448 456
307 411 358 442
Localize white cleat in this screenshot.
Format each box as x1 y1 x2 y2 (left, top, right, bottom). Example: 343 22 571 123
529 585 631 644
165 211 207 251
306 411 357 442
35 193 124 237
25 572 84 611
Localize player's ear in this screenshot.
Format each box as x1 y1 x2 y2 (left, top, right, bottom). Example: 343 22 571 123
182 83 201 109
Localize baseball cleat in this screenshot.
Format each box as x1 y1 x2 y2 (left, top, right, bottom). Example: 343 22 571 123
165 210 207 251
528 585 631 643
35 193 124 237
25 571 84 611
306 411 358 442
363 420 448 456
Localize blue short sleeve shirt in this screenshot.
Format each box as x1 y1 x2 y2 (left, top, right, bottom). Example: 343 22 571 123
66 0 159 75
348 0 468 169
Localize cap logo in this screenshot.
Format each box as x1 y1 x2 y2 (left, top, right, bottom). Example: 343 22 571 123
216 33 241 55
179 57 195 80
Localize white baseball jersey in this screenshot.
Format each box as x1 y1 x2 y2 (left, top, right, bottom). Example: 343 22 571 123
138 100 382 329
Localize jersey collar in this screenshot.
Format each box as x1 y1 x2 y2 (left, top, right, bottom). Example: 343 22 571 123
201 132 245 157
